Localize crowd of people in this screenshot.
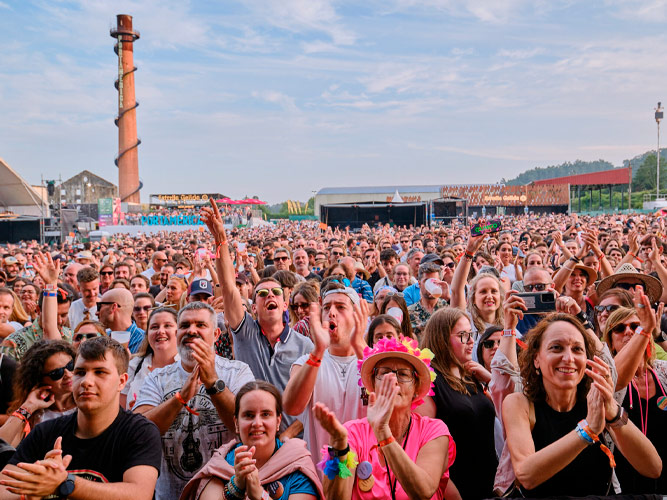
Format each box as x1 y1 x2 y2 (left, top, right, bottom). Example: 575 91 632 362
0 204 663 499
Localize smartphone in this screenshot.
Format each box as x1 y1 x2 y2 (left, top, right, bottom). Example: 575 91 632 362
471 219 502 237
516 292 556 314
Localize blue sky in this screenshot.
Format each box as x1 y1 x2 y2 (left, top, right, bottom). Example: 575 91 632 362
1 0 667 203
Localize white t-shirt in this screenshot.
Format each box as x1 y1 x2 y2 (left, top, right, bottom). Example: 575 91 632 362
291 350 367 475
135 356 255 500
68 298 97 330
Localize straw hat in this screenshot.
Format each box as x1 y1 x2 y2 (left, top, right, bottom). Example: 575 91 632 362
596 263 663 304
358 337 436 408
354 261 370 281
552 263 597 284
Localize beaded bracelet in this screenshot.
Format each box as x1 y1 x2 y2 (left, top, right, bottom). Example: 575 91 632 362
228 476 245 498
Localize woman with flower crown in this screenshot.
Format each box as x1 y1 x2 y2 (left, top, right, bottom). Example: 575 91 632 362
313 335 455 500
418 307 498 499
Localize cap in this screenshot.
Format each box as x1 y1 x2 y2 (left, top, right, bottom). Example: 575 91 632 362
76 250 93 260
3 257 17 265
420 253 444 266
235 273 249 285
189 279 213 297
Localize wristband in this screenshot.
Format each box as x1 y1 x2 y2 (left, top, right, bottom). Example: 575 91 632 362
174 392 200 416
44 284 57 291
305 353 321 367
328 444 350 457
261 491 270 500
378 436 396 448
42 291 56 297
463 251 473 260
635 326 651 339
11 408 31 436
502 329 527 349
215 241 228 259
570 255 581 263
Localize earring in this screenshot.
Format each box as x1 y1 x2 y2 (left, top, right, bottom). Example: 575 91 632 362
536 368 541 375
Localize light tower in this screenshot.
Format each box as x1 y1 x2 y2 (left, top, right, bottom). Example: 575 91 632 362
656 102 664 200
110 14 142 205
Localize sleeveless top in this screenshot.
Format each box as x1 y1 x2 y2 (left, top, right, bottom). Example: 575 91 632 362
432 370 497 499
522 398 612 497
615 368 667 494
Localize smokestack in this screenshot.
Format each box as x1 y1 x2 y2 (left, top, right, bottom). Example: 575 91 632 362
111 14 142 205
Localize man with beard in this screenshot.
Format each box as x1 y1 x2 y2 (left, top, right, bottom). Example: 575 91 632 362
283 283 367 466
2 258 20 289
200 200 313 428
96 288 144 354
134 302 254 500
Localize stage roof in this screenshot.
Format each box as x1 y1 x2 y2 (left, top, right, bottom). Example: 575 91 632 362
531 167 631 186
0 158 45 209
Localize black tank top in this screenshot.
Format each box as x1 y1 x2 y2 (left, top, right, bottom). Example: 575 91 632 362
616 369 667 494
522 398 612 497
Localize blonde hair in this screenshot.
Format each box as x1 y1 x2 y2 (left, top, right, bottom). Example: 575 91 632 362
466 273 503 333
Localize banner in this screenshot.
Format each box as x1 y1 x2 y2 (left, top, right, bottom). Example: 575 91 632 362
140 214 204 226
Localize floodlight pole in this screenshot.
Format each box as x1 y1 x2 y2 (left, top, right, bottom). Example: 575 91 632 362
656 102 664 200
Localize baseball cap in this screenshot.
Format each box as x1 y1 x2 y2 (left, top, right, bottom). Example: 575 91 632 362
3 257 17 265
235 273 250 285
189 279 213 297
420 253 444 266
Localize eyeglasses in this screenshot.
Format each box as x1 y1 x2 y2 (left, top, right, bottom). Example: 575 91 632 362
524 283 549 292
373 367 416 384
453 331 474 344
400 240 409 244
43 359 74 380
133 305 153 313
482 339 501 349
100 271 113 276
290 302 309 311
611 322 641 335
273 256 290 262
595 304 620 315
256 287 284 298
73 333 99 342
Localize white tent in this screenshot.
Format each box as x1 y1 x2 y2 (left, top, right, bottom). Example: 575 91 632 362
0 158 47 217
391 189 404 203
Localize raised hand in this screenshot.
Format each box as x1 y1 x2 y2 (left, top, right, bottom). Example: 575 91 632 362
189 338 218 388
367 373 399 439
308 303 330 357
313 402 347 448
22 385 55 413
200 199 227 244
504 290 526 330
180 365 201 402
32 252 60 285
585 356 616 429
633 285 656 333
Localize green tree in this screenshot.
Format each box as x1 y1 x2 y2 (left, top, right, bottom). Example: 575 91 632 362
632 154 667 192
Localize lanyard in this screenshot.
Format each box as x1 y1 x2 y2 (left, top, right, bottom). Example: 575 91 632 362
384 416 412 500
629 368 667 435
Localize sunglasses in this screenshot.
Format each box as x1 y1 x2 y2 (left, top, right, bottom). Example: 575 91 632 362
100 271 114 276
482 339 501 349
256 287 284 298
595 304 620 315
273 256 290 262
386 291 404 298
74 333 99 342
524 283 549 292
611 322 641 335
331 251 344 256
133 305 153 313
290 302 310 311
97 301 118 308
444 262 455 269
43 359 74 380
614 282 639 291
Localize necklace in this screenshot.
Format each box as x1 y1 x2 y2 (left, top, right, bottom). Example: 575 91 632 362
384 416 412 500
329 352 352 378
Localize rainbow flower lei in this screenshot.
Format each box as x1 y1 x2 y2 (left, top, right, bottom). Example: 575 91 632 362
357 336 436 409
317 446 359 480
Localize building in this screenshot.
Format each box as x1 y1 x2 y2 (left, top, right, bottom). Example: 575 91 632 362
59 170 118 206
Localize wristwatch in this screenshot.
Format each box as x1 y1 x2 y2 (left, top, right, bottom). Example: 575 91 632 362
205 379 226 396
657 330 667 343
57 472 76 497
606 404 628 428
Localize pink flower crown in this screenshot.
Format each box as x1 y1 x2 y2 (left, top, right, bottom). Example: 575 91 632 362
357 336 437 409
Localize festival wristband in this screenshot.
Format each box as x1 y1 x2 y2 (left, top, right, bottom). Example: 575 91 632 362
42 291 56 297
11 409 31 436
174 392 199 416
306 353 321 367
377 436 396 448
635 326 651 339
463 251 473 260
261 491 270 500
44 284 57 291
502 329 516 337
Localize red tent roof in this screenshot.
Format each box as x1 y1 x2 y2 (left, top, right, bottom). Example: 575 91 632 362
532 167 631 186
